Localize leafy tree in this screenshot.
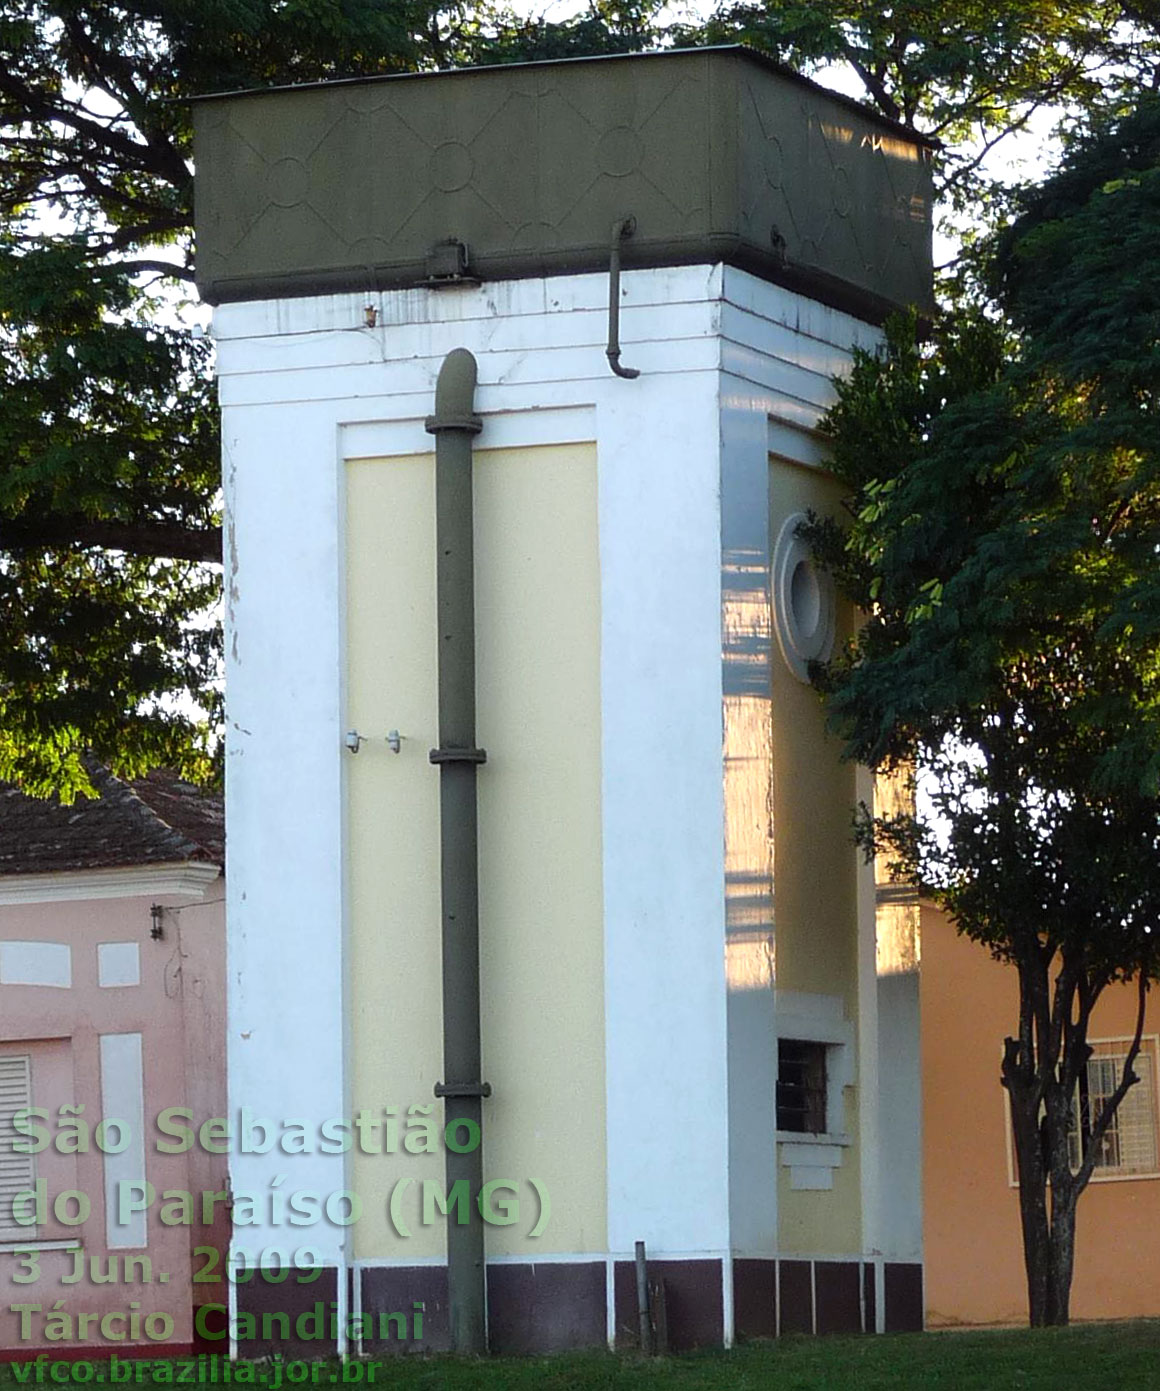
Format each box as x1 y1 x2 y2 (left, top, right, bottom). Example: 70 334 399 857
0 0 659 796
0 239 220 795
811 95 1160 1324
679 2 1159 217
5 0 1156 798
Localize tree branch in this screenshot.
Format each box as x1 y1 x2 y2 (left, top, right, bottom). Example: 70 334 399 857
0 517 221 565
937 100 1054 201
844 48 903 124
111 259 196 282
1060 971 1097 1098
0 69 186 187
60 14 190 188
90 216 188 256
1050 960 1079 1092
1073 973 1149 1195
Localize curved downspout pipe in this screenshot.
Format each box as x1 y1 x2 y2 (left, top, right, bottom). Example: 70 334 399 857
607 217 641 379
425 348 490 1355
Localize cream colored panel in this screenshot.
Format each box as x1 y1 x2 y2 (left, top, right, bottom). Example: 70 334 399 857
474 443 605 1256
769 458 858 1008
345 444 605 1261
346 454 445 1260
769 456 862 1255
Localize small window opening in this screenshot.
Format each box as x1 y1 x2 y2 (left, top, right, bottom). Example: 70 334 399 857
777 1039 827 1134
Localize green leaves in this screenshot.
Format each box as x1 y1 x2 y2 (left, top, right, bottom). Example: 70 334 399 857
678 3 1159 228
817 92 1160 985
0 547 221 797
0 240 217 523
2 0 656 792
0 237 221 791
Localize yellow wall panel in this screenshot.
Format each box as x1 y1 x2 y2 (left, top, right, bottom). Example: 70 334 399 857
345 444 606 1261
770 456 862 1255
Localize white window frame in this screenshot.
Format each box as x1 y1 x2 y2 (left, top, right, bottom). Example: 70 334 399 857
774 992 856 1191
1004 1033 1160 1186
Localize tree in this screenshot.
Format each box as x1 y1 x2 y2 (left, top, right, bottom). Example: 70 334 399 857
810 94 1160 1324
5 3 1156 798
0 0 505 795
679 2 1158 221
0 240 221 795
0 0 661 796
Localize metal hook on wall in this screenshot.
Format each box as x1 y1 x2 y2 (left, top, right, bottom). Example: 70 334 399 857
606 217 641 379
344 729 402 754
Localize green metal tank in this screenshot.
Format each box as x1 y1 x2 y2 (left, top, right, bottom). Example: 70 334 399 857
193 46 934 321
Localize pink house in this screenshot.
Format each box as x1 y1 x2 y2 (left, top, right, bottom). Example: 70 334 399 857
0 765 226 1356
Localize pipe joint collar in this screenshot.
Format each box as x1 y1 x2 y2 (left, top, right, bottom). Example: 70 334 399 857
430 746 488 765
425 414 483 435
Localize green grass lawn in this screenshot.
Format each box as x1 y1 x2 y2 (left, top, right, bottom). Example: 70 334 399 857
5 1325 1160 1390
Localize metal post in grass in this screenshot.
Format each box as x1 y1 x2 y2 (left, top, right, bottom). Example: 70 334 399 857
635 1240 653 1355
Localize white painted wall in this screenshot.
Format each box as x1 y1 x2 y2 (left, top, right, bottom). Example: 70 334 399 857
597 362 729 1258
0 941 71 988
217 266 737 1268
721 383 778 1257
714 269 884 1258
216 263 920 1283
223 395 349 1266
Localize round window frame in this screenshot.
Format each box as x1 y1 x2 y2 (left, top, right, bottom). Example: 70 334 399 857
772 511 836 683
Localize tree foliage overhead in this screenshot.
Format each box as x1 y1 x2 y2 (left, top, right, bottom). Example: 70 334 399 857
3 0 1157 796
0 237 220 796
0 0 662 274
680 2 1159 213
819 93 1160 793
812 94 1160 1325
0 0 661 796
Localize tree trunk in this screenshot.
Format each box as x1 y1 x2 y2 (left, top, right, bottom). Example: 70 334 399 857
1004 951 1055 1329
1045 1195 1077 1325
1007 1089 1050 1325
1041 1077 1079 1326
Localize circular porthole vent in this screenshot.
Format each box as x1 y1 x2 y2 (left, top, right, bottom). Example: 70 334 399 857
772 512 836 683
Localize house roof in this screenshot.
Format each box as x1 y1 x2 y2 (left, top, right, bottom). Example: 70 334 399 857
0 764 224 876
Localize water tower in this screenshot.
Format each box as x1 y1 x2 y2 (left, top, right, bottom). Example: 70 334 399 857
194 45 932 1356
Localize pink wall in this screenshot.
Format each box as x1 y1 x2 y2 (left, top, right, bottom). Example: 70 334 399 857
0 878 226 1354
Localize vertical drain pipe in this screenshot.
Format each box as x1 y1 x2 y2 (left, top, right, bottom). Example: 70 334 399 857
425 348 490 1355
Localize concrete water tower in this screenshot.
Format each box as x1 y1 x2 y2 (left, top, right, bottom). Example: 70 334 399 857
194 46 933 1356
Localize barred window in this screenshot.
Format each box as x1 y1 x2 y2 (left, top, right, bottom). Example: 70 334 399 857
1068 1038 1160 1179
777 1039 828 1134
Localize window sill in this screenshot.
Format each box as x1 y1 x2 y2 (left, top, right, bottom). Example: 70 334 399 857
777 1133 851 1191
0 1239 80 1254
776 1131 852 1147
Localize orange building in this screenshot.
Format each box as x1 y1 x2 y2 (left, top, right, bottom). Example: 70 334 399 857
921 903 1160 1325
